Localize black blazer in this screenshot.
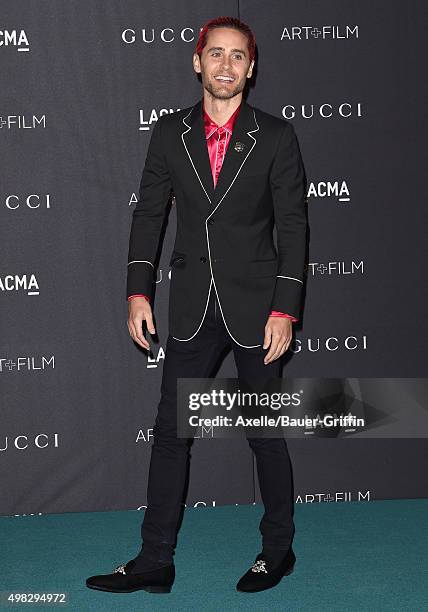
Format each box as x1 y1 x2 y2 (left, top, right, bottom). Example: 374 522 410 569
126 97 307 348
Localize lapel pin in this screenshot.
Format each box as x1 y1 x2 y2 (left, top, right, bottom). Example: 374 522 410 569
234 141 246 153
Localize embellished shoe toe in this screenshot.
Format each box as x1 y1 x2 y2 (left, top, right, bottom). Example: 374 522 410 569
86 558 175 594
236 547 296 593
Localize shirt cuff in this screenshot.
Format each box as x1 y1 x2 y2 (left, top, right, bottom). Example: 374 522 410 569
127 294 150 302
269 310 298 322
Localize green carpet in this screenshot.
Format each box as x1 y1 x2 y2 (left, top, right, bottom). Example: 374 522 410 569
1 499 427 611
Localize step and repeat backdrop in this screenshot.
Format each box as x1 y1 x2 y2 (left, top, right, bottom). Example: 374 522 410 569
1 1 427 516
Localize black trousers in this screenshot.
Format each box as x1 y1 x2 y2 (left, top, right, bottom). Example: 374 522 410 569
136 287 295 567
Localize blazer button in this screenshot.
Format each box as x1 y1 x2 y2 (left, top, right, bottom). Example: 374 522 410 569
200 256 207 263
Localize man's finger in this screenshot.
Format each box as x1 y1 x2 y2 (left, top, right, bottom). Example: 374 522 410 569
127 319 138 342
263 325 273 350
283 336 292 353
144 311 156 335
270 330 293 362
131 316 150 350
264 332 282 363
267 338 287 363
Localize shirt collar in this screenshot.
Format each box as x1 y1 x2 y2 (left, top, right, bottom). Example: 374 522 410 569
202 100 242 139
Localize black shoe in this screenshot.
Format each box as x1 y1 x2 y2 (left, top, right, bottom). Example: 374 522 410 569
86 558 174 593
236 546 296 593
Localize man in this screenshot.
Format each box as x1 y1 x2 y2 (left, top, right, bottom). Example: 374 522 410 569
86 16 307 595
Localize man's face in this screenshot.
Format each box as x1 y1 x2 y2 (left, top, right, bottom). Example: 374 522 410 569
193 27 254 100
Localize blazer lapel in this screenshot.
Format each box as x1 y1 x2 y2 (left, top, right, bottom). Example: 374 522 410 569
180 98 260 213
181 99 215 205
211 99 259 212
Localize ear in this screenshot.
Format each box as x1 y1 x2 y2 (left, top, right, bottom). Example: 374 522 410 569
193 53 201 74
247 60 255 78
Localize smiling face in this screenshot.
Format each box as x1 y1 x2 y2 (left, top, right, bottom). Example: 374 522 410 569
193 27 254 100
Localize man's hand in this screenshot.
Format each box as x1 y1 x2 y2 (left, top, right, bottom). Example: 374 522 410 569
263 316 293 364
127 297 156 350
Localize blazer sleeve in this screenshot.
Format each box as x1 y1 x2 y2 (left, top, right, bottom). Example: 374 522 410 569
269 122 307 319
126 117 172 301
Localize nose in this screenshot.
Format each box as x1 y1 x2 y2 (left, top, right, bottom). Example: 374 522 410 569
221 57 231 70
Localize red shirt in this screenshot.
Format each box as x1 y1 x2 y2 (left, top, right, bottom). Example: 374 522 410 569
129 100 297 323
203 101 241 188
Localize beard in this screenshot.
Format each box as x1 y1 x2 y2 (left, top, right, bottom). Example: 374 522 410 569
203 74 246 100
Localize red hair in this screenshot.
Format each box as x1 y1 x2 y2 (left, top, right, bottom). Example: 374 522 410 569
196 16 256 64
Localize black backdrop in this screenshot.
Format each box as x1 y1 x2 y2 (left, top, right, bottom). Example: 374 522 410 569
1 1 427 516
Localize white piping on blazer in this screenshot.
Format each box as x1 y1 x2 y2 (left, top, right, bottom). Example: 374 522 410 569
127 260 154 267
173 104 262 348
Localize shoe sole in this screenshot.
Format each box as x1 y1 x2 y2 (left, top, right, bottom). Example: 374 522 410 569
86 583 172 594
236 562 295 593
